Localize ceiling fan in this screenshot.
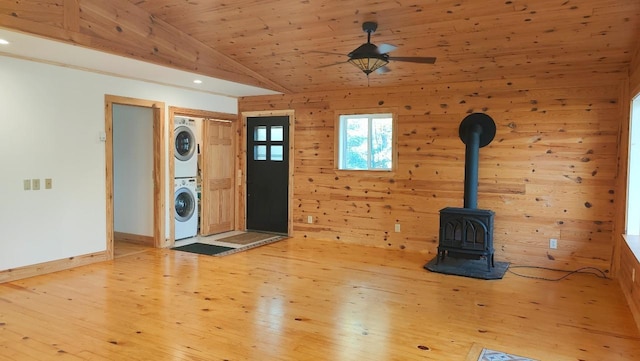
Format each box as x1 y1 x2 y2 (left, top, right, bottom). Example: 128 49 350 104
317 21 437 76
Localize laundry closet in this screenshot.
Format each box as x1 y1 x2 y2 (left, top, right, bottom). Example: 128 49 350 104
173 115 236 241
173 116 202 240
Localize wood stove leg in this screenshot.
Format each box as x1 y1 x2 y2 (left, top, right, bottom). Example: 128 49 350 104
486 253 494 271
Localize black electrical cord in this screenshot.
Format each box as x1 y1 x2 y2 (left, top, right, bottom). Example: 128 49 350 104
507 265 609 281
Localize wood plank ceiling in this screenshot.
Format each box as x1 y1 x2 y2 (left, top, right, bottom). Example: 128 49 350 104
3 0 640 94
127 0 640 93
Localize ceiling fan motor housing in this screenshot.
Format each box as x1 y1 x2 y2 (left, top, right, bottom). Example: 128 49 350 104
362 21 378 33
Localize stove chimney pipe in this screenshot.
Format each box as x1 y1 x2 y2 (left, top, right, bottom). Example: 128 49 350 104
459 113 496 209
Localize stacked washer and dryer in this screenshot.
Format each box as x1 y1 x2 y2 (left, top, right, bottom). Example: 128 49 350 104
174 116 199 240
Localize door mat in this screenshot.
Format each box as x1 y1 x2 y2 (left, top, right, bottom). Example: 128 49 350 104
477 348 538 361
172 243 234 255
465 343 539 361
172 232 286 257
213 233 286 257
215 231 281 246
424 256 509 280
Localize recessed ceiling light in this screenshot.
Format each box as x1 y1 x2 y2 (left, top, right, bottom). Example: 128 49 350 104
193 79 202 84
0 39 9 45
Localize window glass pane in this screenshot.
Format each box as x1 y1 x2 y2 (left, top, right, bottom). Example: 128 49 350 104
338 113 393 171
628 96 640 235
254 145 267 160
271 145 284 161
371 117 393 169
344 117 369 170
271 126 284 142
254 126 267 141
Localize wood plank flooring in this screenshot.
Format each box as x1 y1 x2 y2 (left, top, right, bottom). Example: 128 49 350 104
1 237 639 361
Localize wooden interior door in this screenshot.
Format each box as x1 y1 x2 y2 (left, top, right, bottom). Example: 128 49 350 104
200 119 234 235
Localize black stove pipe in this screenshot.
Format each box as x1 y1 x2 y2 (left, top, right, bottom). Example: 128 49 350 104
463 123 482 209
458 113 496 209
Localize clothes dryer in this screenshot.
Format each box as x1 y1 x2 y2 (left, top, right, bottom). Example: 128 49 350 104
174 177 198 240
174 116 198 178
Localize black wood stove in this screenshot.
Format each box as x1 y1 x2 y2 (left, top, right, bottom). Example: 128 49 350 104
436 113 496 271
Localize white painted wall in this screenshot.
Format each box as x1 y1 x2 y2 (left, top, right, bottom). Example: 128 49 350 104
113 105 154 237
0 55 236 271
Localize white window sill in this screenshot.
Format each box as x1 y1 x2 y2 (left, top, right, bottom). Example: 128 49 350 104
623 234 640 263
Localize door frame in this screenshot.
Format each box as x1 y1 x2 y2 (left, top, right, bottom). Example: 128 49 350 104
105 95 166 260
168 107 237 246
240 110 295 235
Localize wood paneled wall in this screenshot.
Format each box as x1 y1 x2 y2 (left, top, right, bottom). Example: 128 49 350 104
240 73 627 271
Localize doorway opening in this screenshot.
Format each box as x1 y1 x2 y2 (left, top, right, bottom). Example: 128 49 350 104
105 95 166 260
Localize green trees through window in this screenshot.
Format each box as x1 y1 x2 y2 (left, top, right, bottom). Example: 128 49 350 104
338 113 393 170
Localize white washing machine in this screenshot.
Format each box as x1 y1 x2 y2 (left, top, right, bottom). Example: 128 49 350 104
174 116 198 178
175 177 198 240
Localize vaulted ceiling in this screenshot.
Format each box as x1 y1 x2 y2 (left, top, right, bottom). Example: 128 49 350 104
2 0 640 94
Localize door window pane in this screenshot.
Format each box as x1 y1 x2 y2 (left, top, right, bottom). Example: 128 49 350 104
271 145 284 161
254 145 267 160
271 126 284 141
254 126 267 141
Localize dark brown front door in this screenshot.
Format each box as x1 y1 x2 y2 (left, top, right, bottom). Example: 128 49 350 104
246 116 289 234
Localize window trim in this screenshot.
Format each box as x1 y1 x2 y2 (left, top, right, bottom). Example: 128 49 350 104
334 109 398 174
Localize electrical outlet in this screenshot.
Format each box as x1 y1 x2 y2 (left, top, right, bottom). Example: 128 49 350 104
394 223 401 233
307 215 313 224
32 178 40 190
23 179 31 191
45 178 52 189
549 238 558 249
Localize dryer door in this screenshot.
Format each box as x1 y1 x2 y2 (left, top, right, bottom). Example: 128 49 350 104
175 187 196 222
175 125 196 161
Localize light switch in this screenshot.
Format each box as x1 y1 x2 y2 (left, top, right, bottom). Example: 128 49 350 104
23 179 31 191
32 178 40 190
45 178 52 189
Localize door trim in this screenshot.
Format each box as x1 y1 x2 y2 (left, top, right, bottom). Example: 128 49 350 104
168 107 237 246
240 110 295 235
105 95 166 260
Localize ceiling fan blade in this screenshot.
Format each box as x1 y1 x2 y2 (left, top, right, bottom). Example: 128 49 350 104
388 56 437 64
376 66 391 74
316 61 349 69
377 43 397 54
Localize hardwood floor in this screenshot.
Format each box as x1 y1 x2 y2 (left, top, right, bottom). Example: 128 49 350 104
1 237 638 360
114 240 151 259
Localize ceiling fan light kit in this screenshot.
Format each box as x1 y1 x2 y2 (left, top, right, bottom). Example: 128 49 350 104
343 21 437 78
348 22 389 75
348 54 389 75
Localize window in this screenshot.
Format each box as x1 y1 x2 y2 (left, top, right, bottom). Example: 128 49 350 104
627 94 640 235
337 113 394 171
